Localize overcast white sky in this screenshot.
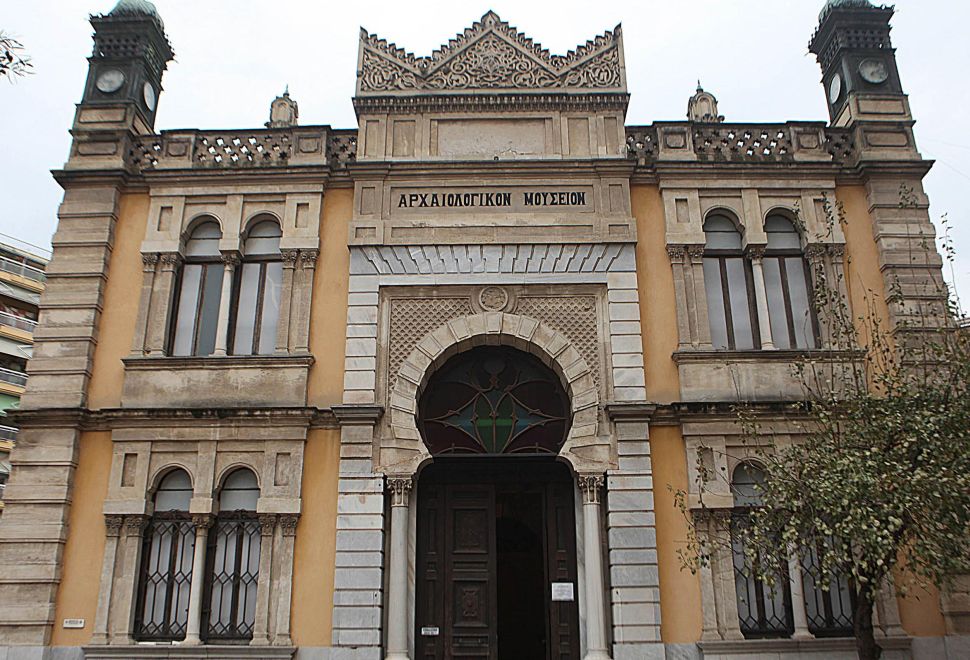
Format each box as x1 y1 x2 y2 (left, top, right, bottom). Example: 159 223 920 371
2 1 968 313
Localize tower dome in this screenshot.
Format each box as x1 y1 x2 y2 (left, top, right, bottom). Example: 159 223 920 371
109 0 164 27
819 0 874 22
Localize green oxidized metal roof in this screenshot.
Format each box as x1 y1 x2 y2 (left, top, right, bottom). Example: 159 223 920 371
819 0 874 21
109 0 164 28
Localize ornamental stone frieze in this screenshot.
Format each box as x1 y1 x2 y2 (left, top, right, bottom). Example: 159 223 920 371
355 11 625 97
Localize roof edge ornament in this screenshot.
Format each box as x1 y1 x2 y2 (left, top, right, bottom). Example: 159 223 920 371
356 10 626 97
108 0 165 29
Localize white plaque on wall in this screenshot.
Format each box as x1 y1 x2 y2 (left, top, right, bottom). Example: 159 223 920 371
551 582 575 602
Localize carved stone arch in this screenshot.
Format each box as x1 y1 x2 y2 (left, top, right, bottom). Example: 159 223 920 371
182 212 223 240
383 312 605 477
241 211 282 236
148 463 195 494
703 206 745 233
214 462 262 493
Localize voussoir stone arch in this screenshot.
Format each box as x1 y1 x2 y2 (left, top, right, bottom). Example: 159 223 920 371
383 312 603 476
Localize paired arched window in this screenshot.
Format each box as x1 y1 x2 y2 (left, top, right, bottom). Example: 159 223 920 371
762 215 818 350
135 469 196 640
703 215 759 350
202 468 261 641
172 221 224 356
134 467 262 643
230 219 283 356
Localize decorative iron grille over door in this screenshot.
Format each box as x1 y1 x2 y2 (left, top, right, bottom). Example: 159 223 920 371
202 511 261 641
134 512 196 640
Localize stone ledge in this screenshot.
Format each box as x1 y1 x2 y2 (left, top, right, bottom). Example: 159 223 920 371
672 348 863 364
83 645 295 659
698 635 911 654
122 355 315 370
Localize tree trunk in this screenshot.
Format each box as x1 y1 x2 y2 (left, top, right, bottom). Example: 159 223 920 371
853 585 882 660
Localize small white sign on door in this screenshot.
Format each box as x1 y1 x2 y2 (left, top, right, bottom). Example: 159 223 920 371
421 626 440 636
551 582 575 602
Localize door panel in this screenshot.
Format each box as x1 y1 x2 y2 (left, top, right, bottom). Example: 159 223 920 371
415 460 580 660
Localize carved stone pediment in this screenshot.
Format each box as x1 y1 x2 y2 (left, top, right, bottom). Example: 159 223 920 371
356 10 625 96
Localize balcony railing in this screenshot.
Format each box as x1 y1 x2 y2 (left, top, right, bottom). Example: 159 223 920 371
0 312 37 333
0 426 17 442
0 256 46 284
0 368 27 388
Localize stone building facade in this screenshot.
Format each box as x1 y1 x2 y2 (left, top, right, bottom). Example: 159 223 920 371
0 0 966 659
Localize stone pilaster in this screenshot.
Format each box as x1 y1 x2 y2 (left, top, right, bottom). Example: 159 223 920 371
130 253 158 355
275 249 299 354
251 514 278 646
273 514 300 646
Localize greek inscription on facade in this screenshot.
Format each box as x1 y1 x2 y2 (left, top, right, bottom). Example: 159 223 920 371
395 189 588 209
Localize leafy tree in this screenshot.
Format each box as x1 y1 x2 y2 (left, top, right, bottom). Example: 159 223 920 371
1 31 32 80
676 191 970 660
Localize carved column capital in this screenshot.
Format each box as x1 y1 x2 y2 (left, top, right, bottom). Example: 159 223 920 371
192 513 215 530
299 249 319 270
805 243 827 264
104 514 125 537
827 244 846 259
281 249 299 268
123 514 149 537
279 513 300 537
220 251 241 268
159 252 183 271
141 252 159 272
258 513 278 536
666 244 687 264
577 473 605 505
687 244 706 263
747 245 766 261
387 477 413 507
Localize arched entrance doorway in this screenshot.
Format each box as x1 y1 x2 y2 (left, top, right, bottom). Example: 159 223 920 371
414 346 582 660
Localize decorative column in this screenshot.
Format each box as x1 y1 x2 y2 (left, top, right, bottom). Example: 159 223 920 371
578 474 611 660
686 245 713 348
212 252 240 356
787 548 814 639
747 246 775 350
385 477 413 660
145 253 181 356
114 515 149 644
667 246 693 350
251 514 278 646
183 513 214 645
275 249 299 354
91 515 125 645
273 513 300 646
130 253 158 355
294 250 318 354
693 510 722 640
711 510 744 640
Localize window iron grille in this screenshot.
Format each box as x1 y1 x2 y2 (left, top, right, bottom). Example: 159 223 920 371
202 511 261 642
731 511 795 639
801 539 855 637
134 512 196 641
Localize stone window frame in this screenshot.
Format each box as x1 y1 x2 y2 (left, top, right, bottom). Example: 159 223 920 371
92 421 307 651
682 421 908 649
132 198 321 361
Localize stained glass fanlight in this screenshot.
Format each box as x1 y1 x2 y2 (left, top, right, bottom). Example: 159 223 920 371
418 346 570 455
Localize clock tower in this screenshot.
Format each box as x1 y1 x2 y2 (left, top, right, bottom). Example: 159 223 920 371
69 0 173 167
809 0 909 127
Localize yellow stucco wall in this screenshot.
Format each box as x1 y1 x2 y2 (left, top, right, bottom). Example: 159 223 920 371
50 431 113 646
837 185 947 638
289 427 341 646
651 425 703 643
87 193 150 410
632 184 703 642
307 188 352 407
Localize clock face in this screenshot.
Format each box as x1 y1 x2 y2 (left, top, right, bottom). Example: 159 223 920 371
859 58 889 84
95 69 125 94
828 73 843 104
142 82 157 111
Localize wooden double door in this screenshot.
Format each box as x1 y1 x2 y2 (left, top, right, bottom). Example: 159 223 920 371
415 459 580 660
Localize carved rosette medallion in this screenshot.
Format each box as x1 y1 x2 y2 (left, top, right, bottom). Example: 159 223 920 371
478 286 510 312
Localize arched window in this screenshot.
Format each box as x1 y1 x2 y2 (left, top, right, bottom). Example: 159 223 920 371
418 346 569 456
703 215 759 349
202 468 261 642
135 469 195 641
172 221 224 356
230 219 283 356
762 215 818 349
730 463 794 638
